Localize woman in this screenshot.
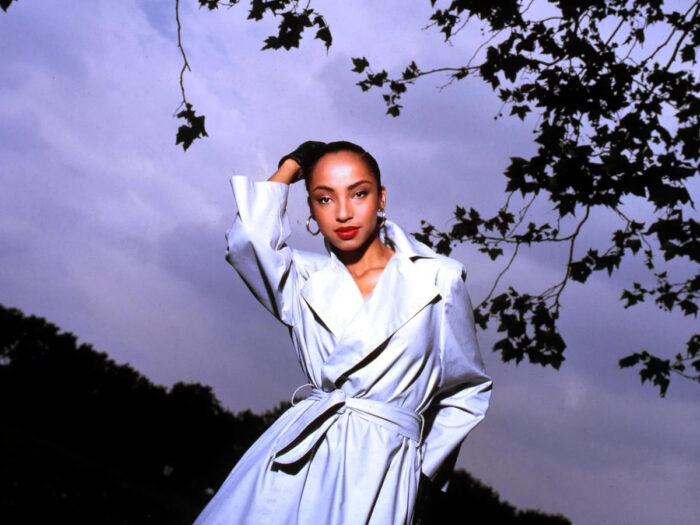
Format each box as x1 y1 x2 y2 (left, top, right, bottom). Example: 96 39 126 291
194 141 492 525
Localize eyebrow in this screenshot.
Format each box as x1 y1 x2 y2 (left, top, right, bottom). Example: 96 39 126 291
311 179 373 193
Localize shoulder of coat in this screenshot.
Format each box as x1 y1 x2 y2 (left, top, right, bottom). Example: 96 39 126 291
411 254 468 294
291 248 330 277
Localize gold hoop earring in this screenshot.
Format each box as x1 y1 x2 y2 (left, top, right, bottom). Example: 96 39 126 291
306 215 320 236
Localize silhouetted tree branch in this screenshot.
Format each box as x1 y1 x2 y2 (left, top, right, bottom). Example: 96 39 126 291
174 0 209 151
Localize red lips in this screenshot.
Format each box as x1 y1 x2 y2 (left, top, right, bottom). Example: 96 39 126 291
335 226 360 240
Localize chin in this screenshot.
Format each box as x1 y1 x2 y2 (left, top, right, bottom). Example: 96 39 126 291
328 238 360 252
329 230 376 253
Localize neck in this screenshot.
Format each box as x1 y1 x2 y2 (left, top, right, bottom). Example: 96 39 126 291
332 228 394 270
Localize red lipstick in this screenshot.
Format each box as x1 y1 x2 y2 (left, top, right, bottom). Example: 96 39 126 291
335 226 359 240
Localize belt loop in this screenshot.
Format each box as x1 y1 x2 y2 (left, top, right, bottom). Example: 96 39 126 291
418 413 425 445
290 383 313 406
418 413 425 466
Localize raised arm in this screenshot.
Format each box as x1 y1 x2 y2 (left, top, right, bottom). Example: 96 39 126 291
225 158 302 325
267 158 301 185
225 142 325 326
271 140 326 184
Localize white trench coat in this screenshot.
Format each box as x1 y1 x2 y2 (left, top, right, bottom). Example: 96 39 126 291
194 176 492 525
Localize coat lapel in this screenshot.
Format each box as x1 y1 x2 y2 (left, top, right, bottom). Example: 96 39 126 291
321 249 441 386
300 219 442 387
300 257 364 338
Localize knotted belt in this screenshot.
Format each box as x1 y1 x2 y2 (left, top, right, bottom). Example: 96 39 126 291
270 386 424 466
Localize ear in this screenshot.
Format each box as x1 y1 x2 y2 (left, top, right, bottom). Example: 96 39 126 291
379 185 387 211
306 196 315 219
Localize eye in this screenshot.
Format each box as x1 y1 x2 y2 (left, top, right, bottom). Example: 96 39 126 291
316 196 331 205
353 190 368 199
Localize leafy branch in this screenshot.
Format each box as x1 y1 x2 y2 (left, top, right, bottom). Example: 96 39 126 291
175 0 208 151
619 334 700 396
173 0 333 150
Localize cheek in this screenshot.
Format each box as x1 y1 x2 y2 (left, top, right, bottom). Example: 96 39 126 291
361 198 380 217
311 204 334 227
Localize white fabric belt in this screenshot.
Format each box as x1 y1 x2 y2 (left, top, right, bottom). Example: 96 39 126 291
271 387 423 466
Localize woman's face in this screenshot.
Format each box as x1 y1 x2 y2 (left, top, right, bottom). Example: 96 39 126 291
308 151 386 253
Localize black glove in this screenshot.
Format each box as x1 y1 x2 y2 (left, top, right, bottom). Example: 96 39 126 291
278 141 326 180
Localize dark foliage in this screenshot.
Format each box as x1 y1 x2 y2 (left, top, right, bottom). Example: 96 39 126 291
0 302 287 523
197 0 332 51
417 470 570 525
0 303 568 523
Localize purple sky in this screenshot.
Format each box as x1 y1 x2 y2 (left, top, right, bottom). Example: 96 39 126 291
1 1 698 523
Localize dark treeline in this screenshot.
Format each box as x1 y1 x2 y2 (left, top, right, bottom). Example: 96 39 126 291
0 303 570 524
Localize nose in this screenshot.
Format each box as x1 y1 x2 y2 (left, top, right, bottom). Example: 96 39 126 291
336 197 353 222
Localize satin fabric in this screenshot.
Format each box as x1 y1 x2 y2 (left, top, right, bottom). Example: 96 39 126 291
194 176 492 525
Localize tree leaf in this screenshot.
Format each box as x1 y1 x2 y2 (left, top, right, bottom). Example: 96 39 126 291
315 26 332 50
1 0 16 11
175 103 208 151
619 353 642 368
351 56 369 73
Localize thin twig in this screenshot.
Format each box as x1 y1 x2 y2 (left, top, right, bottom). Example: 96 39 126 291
465 27 505 70
521 0 536 16
450 14 472 39
671 367 700 380
507 193 538 237
663 5 699 70
501 191 515 212
604 17 625 47
613 206 655 253
477 242 521 309
175 0 191 109
641 0 698 66
552 205 591 314
416 65 480 77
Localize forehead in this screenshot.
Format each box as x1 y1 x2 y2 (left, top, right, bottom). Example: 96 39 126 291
309 151 375 189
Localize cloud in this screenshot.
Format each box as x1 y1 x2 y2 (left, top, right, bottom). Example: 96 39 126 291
462 360 700 523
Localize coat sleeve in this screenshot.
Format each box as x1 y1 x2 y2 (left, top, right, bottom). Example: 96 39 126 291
420 264 492 491
224 175 298 326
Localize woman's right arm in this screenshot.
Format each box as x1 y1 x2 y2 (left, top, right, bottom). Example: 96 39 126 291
268 158 300 184
224 159 302 326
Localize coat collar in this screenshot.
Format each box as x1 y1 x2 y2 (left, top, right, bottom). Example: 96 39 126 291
377 218 439 260
300 220 442 387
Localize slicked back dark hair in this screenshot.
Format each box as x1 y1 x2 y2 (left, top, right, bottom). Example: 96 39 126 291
305 141 381 191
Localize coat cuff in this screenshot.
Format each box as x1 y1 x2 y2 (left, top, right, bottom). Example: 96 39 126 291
229 175 290 248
